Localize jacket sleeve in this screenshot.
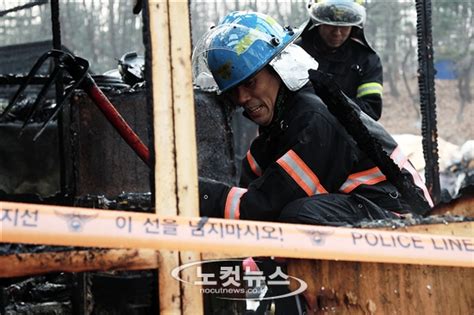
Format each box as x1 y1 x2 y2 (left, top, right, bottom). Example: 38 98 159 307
198 177 231 218
239 150 261 188
223 111 357 221
354 53 383 120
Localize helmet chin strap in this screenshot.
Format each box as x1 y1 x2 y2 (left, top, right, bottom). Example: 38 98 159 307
258 84 290 134
272 84 289 124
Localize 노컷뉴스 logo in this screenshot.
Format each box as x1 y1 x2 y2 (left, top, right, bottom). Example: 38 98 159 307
171 259 307 301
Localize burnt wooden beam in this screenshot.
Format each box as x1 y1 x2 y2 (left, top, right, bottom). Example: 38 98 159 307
0 249 159 278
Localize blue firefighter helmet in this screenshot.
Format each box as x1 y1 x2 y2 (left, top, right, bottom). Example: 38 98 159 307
192 11 299 93
307 0 366 28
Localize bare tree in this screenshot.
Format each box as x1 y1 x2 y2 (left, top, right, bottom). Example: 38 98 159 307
108 0 118 60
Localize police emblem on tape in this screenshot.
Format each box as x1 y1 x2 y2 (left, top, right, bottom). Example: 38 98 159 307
55 211 98 232
298 228 334 246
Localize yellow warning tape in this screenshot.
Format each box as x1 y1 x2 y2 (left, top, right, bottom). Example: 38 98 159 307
1 201 473 267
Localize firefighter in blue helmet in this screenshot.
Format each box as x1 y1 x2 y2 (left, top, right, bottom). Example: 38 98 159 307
193 10 432 223
193 10 433 314
295 0 384 120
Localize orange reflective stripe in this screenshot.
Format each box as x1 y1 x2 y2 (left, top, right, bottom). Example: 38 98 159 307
340 167 387 193
277 150 328 196
224 187 247 220
246 150 262 177
390 146 434 207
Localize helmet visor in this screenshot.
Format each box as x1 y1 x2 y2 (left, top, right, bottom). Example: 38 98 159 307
308 0 366 27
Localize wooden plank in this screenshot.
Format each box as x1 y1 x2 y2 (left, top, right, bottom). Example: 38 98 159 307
148 0 181 314
149 0 201 313
169 0 204 315
158 249 182 315
169 0 199 216
431 194 474 217
149 1 176 211
0 249 159 278
287 259 474 315
0 248 244 278
168 1 202 313
287 222 474 314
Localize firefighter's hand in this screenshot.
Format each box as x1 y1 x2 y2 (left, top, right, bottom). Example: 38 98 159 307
198 177 230 218
308 69 336 88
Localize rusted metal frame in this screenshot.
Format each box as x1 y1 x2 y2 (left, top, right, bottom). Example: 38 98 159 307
0 51 62 121
50 0 74 200
0 50 151 166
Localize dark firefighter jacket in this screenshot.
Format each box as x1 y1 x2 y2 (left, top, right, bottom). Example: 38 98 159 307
295 27 383 120
199 84 433 221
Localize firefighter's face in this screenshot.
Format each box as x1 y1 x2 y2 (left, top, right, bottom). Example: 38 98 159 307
318 25 352 48
228 68 281 126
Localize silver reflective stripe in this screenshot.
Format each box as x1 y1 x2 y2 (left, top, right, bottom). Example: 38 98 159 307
339 167 386 193
277 150 327 196
224 187 247 220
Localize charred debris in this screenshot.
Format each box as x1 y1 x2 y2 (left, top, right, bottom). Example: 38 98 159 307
0 32 239 313
1 2 473 315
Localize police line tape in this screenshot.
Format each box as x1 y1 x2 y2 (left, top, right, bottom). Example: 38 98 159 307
0 201 473 267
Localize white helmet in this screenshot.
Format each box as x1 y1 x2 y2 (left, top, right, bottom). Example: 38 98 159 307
307 0 366 28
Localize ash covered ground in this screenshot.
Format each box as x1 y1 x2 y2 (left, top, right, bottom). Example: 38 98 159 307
380 79 473 146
